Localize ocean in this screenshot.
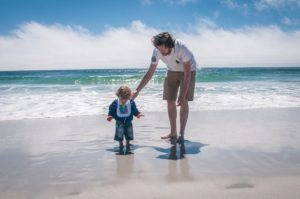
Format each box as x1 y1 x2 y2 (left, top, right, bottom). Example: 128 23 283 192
0 67 300 121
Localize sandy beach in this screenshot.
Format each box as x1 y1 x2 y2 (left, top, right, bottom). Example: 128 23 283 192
0 108 300 199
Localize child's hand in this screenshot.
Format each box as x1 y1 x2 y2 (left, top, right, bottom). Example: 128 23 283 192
107 116 113 122
136 113 144 118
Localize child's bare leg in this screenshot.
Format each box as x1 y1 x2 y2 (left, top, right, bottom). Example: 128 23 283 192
119 141 124 149
125 140 131 151
126 140 130 147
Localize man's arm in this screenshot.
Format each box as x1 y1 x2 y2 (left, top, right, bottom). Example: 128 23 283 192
132 63 157 99
177 61 191 106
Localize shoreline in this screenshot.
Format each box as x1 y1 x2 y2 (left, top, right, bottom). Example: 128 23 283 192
1 106 300 122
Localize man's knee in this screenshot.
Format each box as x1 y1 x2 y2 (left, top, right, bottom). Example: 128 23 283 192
167 100 176 107
180 100 189 109
182 100 189 106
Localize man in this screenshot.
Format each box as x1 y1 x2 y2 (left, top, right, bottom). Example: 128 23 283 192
132 32 198 142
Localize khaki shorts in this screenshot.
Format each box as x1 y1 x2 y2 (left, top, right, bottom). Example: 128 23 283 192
163 71 196 101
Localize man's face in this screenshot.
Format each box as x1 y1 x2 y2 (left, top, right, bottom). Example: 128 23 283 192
157 45 171 56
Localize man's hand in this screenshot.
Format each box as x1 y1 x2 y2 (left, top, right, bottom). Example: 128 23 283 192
178 61 191 107
177 96 187 106
136 113 144 118
107 116 113 122
131 90 139 100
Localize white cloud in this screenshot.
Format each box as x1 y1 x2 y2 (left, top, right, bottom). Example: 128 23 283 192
255 0 300 10
282 17 300 26
0 21 158 70
0 20 300 71
195 17 217 29
223 0 248 9
222 0 250 14
182 22 300 67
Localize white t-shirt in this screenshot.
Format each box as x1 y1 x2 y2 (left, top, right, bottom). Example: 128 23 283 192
151 39 198 71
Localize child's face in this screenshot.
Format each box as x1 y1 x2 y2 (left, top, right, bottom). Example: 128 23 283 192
119 97 129 105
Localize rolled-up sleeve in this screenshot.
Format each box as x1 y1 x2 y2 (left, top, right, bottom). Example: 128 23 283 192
180 44 193 63
151 49 159 65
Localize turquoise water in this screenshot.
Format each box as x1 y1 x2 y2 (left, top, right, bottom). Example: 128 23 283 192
0 67 300 120
1 67 299 85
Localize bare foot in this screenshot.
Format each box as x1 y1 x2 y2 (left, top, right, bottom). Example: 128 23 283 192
119 141 124 149
126 143 130 151
161 134 177 139
177 135 184 143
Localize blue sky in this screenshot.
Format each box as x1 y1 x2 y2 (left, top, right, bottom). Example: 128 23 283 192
1 0 300 33
0 0 300 70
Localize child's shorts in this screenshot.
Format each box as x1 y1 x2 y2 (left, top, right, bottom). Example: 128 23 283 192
114 120 134 141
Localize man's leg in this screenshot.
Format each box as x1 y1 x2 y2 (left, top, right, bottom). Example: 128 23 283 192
162 71 181 139
178 71 195 142
161 100 177 139
167 100 177 137
179 100 189 141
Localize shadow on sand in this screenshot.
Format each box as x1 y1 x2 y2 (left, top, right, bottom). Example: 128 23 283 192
106 145 134 155
153 140 207 160
107 140 207 159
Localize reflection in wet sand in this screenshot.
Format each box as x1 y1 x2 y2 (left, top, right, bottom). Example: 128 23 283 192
153 140 207 160
1 109 300 198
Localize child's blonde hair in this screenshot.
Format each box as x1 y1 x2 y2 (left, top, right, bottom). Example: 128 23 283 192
116 85 132 99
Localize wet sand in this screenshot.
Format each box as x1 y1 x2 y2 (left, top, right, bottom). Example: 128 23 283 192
0 108 300 198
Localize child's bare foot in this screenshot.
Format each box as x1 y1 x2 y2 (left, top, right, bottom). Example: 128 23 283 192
119 141 124 149
125 141 131 151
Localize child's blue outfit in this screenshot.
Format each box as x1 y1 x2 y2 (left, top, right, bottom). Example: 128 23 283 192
108 99 140 141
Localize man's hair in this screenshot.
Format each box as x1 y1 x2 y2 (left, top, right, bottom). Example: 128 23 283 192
152 32 175 48
116 85 132 99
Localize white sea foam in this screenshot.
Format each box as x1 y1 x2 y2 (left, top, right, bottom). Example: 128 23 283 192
0 82 300 121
